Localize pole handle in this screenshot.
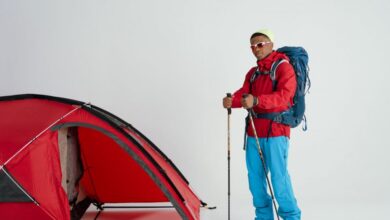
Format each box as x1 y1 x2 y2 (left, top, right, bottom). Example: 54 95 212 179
226 93 232 115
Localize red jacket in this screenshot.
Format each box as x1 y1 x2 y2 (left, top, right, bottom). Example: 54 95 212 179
232 51 296 138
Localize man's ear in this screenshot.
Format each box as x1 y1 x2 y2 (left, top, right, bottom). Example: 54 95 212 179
271 42 274 48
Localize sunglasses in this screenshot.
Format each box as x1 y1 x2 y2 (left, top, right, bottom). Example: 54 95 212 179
250 42 272 50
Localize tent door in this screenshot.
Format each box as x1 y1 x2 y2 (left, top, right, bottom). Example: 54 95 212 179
58 127 83 204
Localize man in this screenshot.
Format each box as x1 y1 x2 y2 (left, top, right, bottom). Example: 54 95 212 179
223 29 301 220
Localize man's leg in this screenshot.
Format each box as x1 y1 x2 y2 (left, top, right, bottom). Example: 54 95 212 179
263 136 301 220
246 137 273 220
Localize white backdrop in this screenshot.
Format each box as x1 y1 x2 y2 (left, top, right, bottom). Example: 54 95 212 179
1 0 390 219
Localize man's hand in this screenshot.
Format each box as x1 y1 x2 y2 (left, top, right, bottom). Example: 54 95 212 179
241 94 258 109
223 96 232 109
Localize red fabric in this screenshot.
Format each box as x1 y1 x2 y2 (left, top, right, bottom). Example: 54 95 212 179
59 109 200 219
64 110 200 219
123 127 201 219
0 99 75 164
0 203 53 220
6 131 70 220
232 51 297 138
77 126 168 202
0 97 201 220
82 209 182 220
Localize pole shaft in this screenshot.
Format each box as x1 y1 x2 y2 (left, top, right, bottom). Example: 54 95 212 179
228 113 231 220
226 93 232 220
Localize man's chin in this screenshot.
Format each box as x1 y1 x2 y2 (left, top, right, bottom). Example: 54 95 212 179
256 56 264 60
255 53 264 60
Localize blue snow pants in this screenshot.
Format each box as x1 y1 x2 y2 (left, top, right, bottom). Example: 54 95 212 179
246 136 301 220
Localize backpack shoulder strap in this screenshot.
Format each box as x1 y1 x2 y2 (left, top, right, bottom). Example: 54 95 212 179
249 67 260 93
250 67 260 84
270 59 288 90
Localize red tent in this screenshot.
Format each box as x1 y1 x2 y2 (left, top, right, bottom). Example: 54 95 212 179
0 94 204 220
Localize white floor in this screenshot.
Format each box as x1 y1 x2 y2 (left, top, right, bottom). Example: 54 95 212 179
201 201 390 220
81 201 390 219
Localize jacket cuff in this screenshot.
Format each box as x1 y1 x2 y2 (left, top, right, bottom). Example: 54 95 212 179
253 96 259 107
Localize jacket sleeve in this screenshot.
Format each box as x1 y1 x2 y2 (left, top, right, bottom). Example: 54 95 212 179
257 62 296 109
231 68 255 108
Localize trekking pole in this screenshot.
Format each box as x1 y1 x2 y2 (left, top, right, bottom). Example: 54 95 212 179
243 94 280 220
226 93 232 220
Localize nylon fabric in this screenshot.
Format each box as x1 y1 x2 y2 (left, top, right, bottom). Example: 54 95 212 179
246 136 301 220
0 99 75 164
77 126 168 202
0 95 202 220
0 203 52 220
232 51 296 138
6 131 70 220
0 168 32 202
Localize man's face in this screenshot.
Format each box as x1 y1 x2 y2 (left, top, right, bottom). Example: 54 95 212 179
250 35 273 60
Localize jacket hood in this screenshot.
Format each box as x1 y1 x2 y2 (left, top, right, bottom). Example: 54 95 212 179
256 51 289 72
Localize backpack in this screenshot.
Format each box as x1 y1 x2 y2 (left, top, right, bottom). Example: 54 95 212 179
250 46 310 130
